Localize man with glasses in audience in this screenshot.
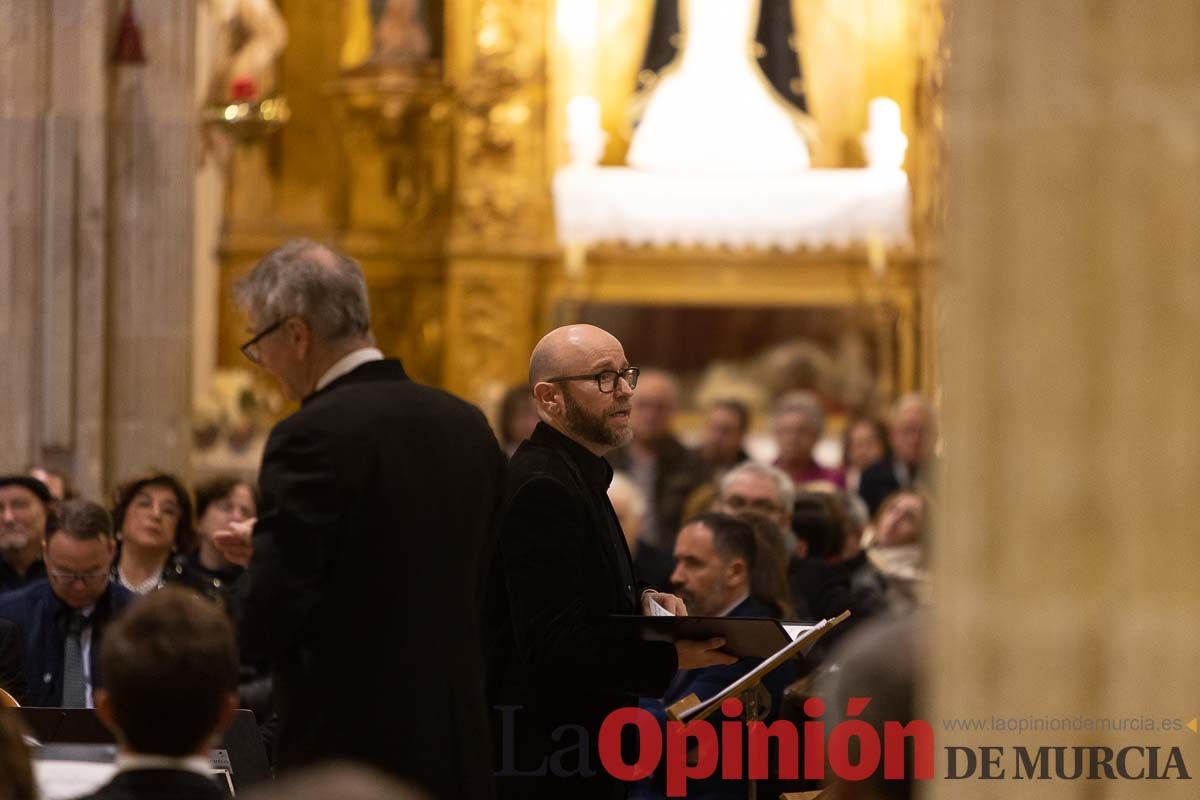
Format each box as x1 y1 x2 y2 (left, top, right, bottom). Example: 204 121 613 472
714 461 796 534
0 475 53 594
485 324 734 800
0 499 132 707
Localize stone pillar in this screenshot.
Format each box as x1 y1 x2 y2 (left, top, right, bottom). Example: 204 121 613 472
0 1 51 473
931 3 1200 798
0 0 112 499
106 1 196 484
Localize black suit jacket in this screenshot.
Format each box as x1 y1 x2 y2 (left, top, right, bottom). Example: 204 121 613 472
857 456 904 517
0 617 25 703
74 769 224 800
485 422 678 800
238 359 506 800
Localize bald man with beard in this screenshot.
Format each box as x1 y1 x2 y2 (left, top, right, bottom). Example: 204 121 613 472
484 325 734 800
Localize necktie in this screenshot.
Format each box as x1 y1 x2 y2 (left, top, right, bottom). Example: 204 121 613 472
61 611 89 707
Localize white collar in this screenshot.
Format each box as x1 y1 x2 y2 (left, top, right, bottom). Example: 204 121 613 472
117 753 212 776
717 590 751 618
315 347 384 392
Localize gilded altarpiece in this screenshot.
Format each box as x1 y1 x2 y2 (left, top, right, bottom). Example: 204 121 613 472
214 0 945 411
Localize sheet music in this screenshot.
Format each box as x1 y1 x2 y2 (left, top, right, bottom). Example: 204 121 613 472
647 596 675 617
34 761 118 800
782 623 816 641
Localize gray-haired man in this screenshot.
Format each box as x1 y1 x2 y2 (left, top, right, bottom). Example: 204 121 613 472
215 239 506 799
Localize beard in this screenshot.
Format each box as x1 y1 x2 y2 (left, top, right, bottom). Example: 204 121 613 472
0 529 30 551
563 390 632 450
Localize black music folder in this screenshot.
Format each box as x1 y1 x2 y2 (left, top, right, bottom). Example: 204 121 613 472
609 614 815 660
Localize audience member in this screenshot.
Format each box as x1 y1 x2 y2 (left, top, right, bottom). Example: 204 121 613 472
0 618 26 704
0 710 36 800
734 511 794 618
787 491 892 642
857 394 933 516
497 383 540 457
635 513 798 800
169 475 274 742
0 499 132 707
110 471 196 595
610 471 674 593
840 416 888 497
772 391 844 489
76 586 239 800
609 369 708 551
27 465 74 501
854 490 931 612
171 475 257 609
0 475 51 593
695 399 752 476
713 462 795 532
815 613 926 800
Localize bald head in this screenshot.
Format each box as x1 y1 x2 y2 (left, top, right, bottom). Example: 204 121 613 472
529 324 623 386
528 324 634 456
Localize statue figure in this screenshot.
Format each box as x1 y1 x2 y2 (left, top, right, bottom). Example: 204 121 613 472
627 0 813 173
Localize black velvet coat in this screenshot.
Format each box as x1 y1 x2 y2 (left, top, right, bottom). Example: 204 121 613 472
238 359 506 800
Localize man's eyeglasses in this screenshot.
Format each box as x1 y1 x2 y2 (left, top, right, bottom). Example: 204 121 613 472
545 367 640 394
722 494 785 515
48 570 109 586
240 318 287 365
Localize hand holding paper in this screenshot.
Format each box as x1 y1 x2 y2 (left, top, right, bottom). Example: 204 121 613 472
642 590 687 617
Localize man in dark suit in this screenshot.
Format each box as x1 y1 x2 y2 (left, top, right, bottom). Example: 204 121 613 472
485 324 734 800
857 394 933 516
0 499 132 707
634 513 797 800
77 586 238 800
214 239 506 799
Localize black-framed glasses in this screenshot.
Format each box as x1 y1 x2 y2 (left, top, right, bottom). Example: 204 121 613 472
47 570 108 586
545 367 640 394
240 318 287 364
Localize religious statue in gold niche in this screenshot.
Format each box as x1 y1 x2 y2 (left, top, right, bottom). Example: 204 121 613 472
201 0 288 108
342 0 439 73
628 0 815 172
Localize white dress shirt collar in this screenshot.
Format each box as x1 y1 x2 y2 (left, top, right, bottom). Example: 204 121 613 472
116 753 212 776
315 347 384 392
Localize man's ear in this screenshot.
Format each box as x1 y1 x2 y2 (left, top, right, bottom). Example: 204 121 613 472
532 382 560 415
726 557 747 588
285 316 310 355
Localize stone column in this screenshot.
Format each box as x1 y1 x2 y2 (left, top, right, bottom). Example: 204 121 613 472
0 0 112 499
931 3 1200 798
106 1 197 484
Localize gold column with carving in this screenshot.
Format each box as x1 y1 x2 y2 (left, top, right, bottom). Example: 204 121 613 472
441 0 554 404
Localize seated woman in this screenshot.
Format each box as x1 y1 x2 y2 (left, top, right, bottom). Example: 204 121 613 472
171 474 258 609
110 471 195 595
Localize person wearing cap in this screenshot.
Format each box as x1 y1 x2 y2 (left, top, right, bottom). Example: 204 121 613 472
0 475 52 594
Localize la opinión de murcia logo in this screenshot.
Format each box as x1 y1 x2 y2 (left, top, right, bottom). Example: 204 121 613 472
597 696 933 797
496 700 1194 797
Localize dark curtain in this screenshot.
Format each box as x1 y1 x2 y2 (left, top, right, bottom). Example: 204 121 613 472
635 0 808 114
